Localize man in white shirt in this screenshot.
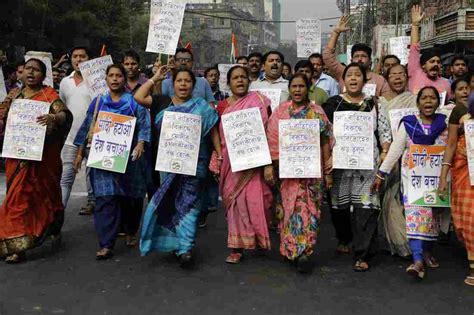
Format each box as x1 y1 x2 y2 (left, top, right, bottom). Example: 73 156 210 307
309 53 339 97
249 51 289 105
59 46 94 214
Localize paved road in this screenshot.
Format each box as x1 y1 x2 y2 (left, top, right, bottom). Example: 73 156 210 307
0 173 473 315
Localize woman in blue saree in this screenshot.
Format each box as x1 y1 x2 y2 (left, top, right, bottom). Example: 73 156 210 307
140 69 219 268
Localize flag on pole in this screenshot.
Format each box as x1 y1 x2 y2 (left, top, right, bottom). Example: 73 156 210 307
100 45 107 57
230 33 238 63
184 42 193 52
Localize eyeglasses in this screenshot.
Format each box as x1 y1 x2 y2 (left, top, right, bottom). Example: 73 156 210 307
176 58 192 63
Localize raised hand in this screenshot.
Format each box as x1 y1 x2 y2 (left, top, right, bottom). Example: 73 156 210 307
411 5 425 25
334 15 351 34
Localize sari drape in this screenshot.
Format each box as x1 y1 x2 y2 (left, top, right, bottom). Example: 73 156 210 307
267 101 332 260
140 98 218 256
219 91 273 250
0 86 72 257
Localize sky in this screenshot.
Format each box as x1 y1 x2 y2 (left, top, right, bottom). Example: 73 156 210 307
279 0 341 40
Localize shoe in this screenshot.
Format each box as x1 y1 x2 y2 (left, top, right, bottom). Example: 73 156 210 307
225 252 243 264
406 263 425 280
96 248 113 260
198 214 208 228
79 203 95 215
179 252 194 268
296 255 312 273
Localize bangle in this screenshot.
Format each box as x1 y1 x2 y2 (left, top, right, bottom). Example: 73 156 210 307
442 162 452 167
376 174 385 181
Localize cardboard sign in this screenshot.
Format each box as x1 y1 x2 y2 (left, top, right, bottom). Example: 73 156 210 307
279 119 321 178
79 55 113 97
218 64 239 94
155 111 201 176
464 120 474 185
362 83 377 97
221 107 271 172
250 88 282 111
388 108 419 136
25 51 53 87
296 18 321 58
2 99 50 161
87 111 137 174
389 36 410 65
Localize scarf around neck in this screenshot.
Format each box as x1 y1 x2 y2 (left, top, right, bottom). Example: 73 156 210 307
401 113 446 145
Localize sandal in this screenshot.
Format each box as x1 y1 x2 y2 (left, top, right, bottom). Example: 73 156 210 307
225 252 243 264
424 256 440 268
353 259 369 272
406 263 425 280
5 252 26 264
79 203 95 216
96 248 113 260
336 243 350 255
464 276 474 286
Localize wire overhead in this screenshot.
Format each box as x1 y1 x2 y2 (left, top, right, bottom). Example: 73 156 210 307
185 10 340 23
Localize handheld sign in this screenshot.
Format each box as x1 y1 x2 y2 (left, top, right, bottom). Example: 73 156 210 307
388 108 419 136
279 119 321 178
146 0 186 55
406 145 449 207
218 64 239 94
87 111 136 173
389 36 410 65
2 99 50 161
0 66 6 102
296 18 321 58
25 51 54 88
333 111 374 170
249 88 282 111
155 111 201 176
221 107 272 172
362 84 377 97
79 55 113 97
464 120 474 185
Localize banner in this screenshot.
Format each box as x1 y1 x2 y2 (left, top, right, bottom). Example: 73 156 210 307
279 119 321 178
296 18 321 58
87 111 136 174
464 120 474 185
389 36 410 65
2 99 50 161
333 111 374 170
25 51 53 87
406 145 449 207
0 66 6 102
146 0 186 55
218 64 239 94
79 55 113 98
221 107 271 172
249 88 282 111
388 108 419 136
155 111 201 176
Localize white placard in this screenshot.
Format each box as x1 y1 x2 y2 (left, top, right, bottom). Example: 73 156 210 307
346 45 353 63
155 111 202 176
218 64 239 94
465 120 474 185
146 0 186 55
389 36 410 65
296 18 321 58
2 99 50 161
25 51 53 87
279 119 321 178
333 111 374 170
221 107 272 172
0 66 7 102
362 83 377 97
439 91 447 106
250 88 282 111
388 108 419 136
79 55 113 98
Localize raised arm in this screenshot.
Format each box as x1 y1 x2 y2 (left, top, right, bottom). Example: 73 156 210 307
134 65 168 109
323 15 351 81
410 5 424 45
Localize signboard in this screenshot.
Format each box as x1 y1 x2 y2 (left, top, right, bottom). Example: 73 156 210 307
146 0 186 55
333 111 374 170
279 119 321 178
155 111 201 176
218 64 239 94
250 88 282 111
464 120 474 185
388 108 419 136
79 55 113 98
25 51 53 87
296 18 321 58
389 36 410 65
406 145 449 207
87 111 137 174
2 99 50 161
221 107 272 172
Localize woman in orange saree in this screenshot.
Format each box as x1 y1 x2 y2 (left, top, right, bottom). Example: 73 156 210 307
0 58 72 263
217 66 273 264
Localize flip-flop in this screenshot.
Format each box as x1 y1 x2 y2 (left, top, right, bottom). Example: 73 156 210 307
353 259 369 272
424 256 440 268
464 276 474 286
96 248 113 260
406 264 425 280
225 252 243 264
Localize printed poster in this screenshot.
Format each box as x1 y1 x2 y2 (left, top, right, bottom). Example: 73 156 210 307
87 111 136 174
250 88 282 111
406 145 450 207
79 55 113 98
389 36 410 65
333 111 374 170
279 119 321 178
464 120 474 185
221 107 272 172
155 111 201 176
2 99 50 161
388 108 419 136
25 51 53 87
218 64 239 94
146 0 186 55
296 18 321 58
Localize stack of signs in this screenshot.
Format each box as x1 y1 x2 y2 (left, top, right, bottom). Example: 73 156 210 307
146 0 186 55
25 51 53 87
218 64 239 95
296 18 321 58
249 88 282 111
406 145 449 207
87 111 137 173
221 107 271 172
333 111 374 170
2 99 50 161
389 36 410 65
155 111 202 176
79 55 113 97
279 119 321 178
464 120 474 185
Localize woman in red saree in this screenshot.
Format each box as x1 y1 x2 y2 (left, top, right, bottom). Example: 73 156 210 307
266 74 332 273
217 66 273 264
0 58 72 263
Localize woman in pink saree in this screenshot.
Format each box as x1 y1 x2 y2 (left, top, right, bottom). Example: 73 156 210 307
266 74 333 273
217 66 273 264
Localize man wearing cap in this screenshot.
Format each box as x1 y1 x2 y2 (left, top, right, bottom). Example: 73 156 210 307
408 5 451 103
